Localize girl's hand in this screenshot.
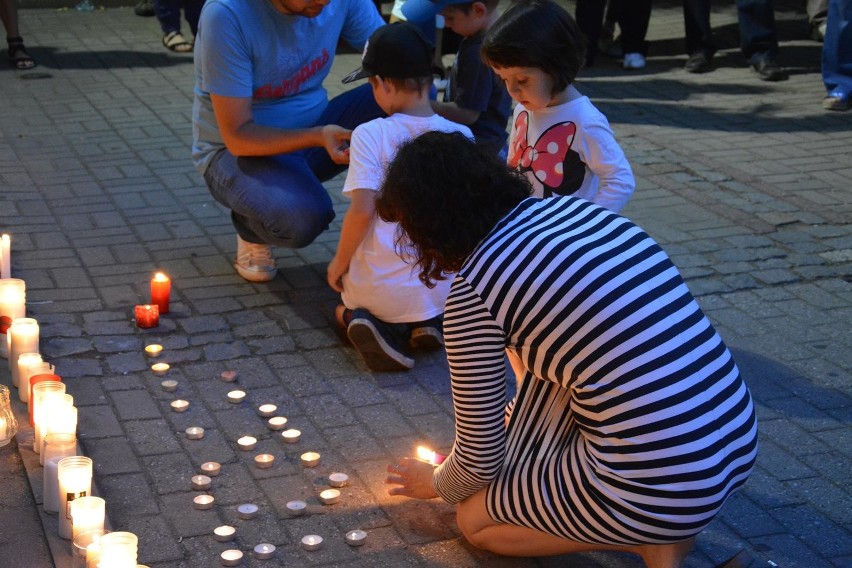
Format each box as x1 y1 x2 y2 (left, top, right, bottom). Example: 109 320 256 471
386 458 439 500
327 255 347 292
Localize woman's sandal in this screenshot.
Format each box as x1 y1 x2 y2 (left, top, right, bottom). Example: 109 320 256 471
162 31 192 53
7 36 36 70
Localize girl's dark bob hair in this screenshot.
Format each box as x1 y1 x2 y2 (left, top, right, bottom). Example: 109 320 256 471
376 131 531 288
481 0 586 95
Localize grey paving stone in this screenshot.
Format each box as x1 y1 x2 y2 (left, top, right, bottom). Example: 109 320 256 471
124 418 183 456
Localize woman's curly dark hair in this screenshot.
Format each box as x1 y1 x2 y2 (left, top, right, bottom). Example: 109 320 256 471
376 131 532 288
481 0 586 95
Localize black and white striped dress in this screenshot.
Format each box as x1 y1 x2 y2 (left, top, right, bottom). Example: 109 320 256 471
433 196 758 545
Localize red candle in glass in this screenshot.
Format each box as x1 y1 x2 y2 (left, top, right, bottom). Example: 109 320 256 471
135 304 159 328
151 272 171 315
29 373 61 426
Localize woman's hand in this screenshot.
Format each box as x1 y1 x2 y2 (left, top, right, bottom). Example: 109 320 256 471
386 458 439 499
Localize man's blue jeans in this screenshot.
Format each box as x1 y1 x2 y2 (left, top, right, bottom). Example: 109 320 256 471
823 0 852 96
203 84 383 249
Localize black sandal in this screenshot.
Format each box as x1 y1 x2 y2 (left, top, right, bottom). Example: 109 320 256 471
7 36 36 70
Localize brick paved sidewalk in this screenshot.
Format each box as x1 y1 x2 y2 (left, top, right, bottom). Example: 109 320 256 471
0 2 849 568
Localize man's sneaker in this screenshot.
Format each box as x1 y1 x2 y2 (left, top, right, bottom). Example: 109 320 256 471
751 57 787 82
235 235 277 282
347 309 414 372
134 0 155 16
622 52 646 70
408 315 444 350
685 51 714 73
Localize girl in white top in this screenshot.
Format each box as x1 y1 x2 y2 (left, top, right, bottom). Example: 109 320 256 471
481 0 635 213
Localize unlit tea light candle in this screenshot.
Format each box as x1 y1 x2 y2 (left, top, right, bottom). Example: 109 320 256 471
237 436 257 451
328 472 349 487
254 454 274 469
227 390 246 404
213 525 235 542
267 416 287 431
345 529 367 547
220 370 238 382
285 500 306 516
199 462 221 476
193 494 215 510
237 503 258 520
144 344 163 358
300 451 320 467
257 404 277 417
319 489 340 505
301 535 323 551
170 400 189 413
281 429 301 443
151 363 170 376
220 549 243 567
160 380 178 393
191 475 212 491
185 427 204 440
253 543 276 560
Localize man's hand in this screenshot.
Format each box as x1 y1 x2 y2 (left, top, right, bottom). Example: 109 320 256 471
321 125 352 165
386 458 439 499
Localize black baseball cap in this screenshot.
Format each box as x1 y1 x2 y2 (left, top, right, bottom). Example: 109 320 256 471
342 22 436 84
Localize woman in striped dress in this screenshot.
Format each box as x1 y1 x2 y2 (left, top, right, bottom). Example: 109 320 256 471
381 132 757 568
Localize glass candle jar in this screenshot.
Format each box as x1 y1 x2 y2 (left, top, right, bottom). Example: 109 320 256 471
43 433 78 513
58 456 93 540
0 384 18 447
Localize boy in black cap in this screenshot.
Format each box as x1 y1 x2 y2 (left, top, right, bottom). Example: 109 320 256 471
328 23 473 372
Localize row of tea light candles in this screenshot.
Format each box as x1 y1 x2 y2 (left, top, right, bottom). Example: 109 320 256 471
149 345 370 565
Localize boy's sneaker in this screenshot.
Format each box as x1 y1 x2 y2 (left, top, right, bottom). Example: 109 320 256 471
347 309 414 372
622 53 646 70
408 315 444 350
235 235 277 282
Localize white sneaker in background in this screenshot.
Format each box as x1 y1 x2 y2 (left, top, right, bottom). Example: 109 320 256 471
235 235 277 282
623 52 646 70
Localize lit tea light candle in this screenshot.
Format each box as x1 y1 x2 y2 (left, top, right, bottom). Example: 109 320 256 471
220 370 238 383
301 535 323 551
237 436 257 451
193 494 215 510
257 404 277 417
253 543 276 560
266 416 287 431
300 451 320 468
227 390 246 404
144 344 163 358
328 472 349 488
160 379 178 392
416 445 447 465
237 503 258 520
319 489 340 505
185 427 205 440
170 400 189 413
151 363 170 376
285 500 306 516
191 475 212 491
220 549 243 567
199 462 221 476
254 454 274 469
213 525 236 542
281 429 301 444
150 272 171 315
134 304 159 329
345 529 367 547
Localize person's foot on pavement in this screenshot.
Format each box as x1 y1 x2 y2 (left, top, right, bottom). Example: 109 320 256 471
810 20 826 42
235 235 277 282
622 52 646 70
134 0 155 16
348 309 414 372
684 51 713 74
408 315 444 350
823 90 850 111
751 57 787 81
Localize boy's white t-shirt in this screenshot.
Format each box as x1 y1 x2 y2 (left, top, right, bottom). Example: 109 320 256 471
342 113 472 323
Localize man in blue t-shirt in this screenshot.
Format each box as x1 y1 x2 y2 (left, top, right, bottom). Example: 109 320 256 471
192 0 385 282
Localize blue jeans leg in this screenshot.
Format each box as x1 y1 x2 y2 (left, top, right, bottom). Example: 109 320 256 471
204 150 335 249
736 0 778 62
822 0 852 95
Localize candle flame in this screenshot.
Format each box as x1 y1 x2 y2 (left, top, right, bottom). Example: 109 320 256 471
416 446 446 465
153 272 169 282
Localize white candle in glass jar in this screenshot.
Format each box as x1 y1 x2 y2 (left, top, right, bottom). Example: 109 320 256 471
70 496 105 540
98 531 138 567
0 278 26 360
16 352 42 402
34 388 69 455
0 234 10 279
8 318 39 387
58 456 93 540
40 402 77 464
